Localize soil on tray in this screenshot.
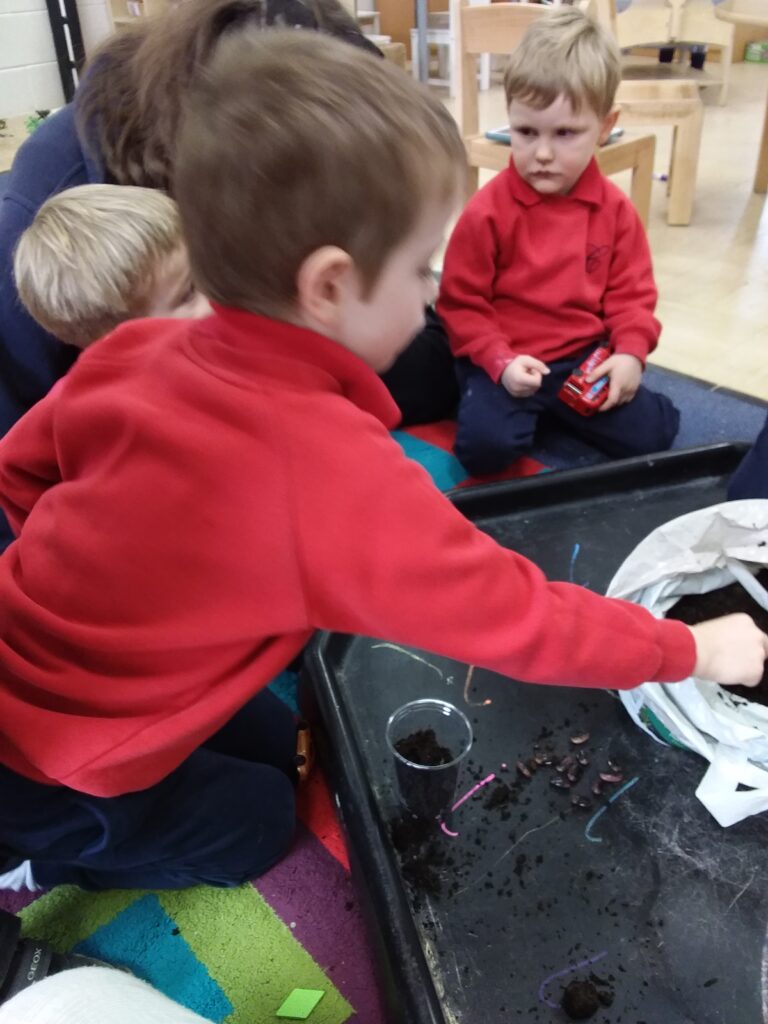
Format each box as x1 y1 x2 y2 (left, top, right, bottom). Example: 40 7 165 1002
666 568 768 701
389 812 446 898
561 977 614 1020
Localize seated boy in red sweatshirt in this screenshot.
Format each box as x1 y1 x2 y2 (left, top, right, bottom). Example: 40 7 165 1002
0 30 764 894
437 8 679 477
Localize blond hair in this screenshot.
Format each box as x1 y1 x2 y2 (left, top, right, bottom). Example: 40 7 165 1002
174 30 466 316
14 185 183 348
503 7 620 118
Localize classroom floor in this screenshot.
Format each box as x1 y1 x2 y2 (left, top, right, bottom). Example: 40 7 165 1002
436 59 768 401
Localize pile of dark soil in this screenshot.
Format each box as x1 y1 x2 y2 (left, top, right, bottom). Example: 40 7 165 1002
667 568 768 701
394 728 452 766
561 975 614 1020
393 728 459 821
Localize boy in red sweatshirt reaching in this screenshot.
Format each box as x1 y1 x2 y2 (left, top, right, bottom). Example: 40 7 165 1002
0 31 763 894
437 8 679 477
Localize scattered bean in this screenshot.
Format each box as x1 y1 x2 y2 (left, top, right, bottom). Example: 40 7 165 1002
569 732 590 746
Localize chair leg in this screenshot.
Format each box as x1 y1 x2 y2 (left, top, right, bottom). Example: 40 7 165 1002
755 92 768 194
667 124 677 197
718 42 732 106
629 137 653 230
410 29 420 82
479 52 491 92
466 164 480 199
667 103 703 225
448 36 456 98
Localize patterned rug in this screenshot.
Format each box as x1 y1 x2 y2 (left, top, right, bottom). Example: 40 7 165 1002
1 370 765 1023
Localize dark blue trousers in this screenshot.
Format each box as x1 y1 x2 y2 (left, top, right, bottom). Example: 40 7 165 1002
728 411 768 500
454 349 680 476
0 690 298 890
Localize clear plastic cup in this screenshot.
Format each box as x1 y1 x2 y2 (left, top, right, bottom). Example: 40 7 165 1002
385 699 473 819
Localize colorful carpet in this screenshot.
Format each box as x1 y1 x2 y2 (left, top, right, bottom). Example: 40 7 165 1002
0 368 764 1023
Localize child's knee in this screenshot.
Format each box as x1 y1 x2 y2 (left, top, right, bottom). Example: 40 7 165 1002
454 429 525 476
617 392 680 456
642 394 680 452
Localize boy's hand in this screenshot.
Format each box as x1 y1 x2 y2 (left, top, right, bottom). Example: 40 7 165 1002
586 353 642 412
689 614 768 687
501 355 550 398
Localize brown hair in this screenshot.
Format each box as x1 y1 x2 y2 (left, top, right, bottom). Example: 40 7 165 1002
14 185 182 348
503 7 620 118
174 30 465 316
75 0 380 193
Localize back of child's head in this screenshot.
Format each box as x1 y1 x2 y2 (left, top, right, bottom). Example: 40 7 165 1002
174 30 466 317
14 184 182 349
503 7 621 118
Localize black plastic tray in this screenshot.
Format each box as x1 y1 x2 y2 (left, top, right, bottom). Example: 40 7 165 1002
305 444 768 1024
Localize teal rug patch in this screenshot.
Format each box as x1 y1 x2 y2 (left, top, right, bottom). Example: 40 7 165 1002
392 430 467 492
75 894 233 1022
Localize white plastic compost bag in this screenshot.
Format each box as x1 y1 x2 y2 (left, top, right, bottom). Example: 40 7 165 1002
606 499 768 827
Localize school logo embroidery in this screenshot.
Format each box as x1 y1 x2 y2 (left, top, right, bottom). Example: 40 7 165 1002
586 243 610 273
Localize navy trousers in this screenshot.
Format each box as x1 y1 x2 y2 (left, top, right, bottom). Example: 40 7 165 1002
454 348 680 476
0 690 298 890
728 411 768 500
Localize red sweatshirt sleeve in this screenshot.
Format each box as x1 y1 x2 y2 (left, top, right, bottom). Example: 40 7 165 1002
293 414 696 690
437 197 516 384
602 199 661 365
0 387 62 535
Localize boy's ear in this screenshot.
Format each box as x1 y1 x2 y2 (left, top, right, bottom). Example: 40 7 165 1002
598 108 621 146
296 246 358 329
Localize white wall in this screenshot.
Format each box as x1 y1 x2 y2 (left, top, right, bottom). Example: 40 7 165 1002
0 0 112 118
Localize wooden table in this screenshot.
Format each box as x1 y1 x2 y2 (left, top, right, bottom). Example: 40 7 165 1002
715 2 768 192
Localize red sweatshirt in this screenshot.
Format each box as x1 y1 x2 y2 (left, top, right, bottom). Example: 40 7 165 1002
437 158 661 383
0 307 694 796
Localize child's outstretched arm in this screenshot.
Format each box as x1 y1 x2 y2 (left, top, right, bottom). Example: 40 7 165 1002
295 412 768 692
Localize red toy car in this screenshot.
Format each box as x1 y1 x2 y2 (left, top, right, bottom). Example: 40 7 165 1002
558 345 611 416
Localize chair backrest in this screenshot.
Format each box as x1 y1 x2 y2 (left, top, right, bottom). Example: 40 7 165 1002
451 0 548 137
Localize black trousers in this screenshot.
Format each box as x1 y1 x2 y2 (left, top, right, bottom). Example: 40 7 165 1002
380 307 458 426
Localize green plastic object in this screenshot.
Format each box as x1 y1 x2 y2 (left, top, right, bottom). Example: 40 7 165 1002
276 988 325 1019
745 40 768 63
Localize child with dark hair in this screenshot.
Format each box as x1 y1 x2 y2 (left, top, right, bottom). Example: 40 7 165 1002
0 0 456 551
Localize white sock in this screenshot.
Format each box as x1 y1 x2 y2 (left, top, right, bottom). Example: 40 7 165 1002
0 860 40 891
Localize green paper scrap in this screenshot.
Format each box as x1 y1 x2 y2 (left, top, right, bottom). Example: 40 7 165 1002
276 988 325 1019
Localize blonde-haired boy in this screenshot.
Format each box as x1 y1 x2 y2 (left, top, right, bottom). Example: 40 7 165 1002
438 7 679 476
13 184 208 349
0 30 761 893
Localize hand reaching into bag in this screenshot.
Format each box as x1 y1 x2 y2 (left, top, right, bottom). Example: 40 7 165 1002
690 613 768 687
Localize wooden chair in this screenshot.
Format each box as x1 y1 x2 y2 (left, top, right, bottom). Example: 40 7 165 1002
611 0 735 106
410 1 492 96
714 0 768 193
583 0 705 226
452 0 657 228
